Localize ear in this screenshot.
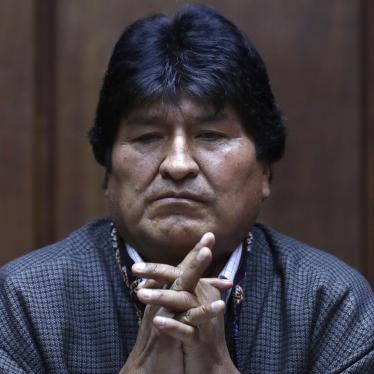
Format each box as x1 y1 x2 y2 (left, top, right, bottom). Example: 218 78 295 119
261 163 271 200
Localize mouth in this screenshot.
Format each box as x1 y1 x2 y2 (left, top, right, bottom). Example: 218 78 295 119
150 191 207 203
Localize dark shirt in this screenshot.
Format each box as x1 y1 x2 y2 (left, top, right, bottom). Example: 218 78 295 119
1 218 373 373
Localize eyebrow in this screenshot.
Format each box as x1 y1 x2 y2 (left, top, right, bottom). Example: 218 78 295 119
125 111 228 125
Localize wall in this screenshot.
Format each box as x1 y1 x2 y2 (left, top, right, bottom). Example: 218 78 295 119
1 0 373 285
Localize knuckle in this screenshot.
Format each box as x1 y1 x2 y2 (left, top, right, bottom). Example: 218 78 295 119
173 276 183 291
157 290 165 301
173 267 182 278
181 309 192 324
200 304 210 315
152 263 161 274
182 292 196 308
182 293 190 305
160 265 173 280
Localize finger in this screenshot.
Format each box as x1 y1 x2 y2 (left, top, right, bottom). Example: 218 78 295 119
170 232 215 293
136 279 163 290
134 233 215 294
137 277 232 291
203 278 233 290
137 288 199 312
171 246 212 293
132 262 182 284
140 277 232 290
153 316 197 344
132 262 233 291
176 300 225 326
177 232 215 271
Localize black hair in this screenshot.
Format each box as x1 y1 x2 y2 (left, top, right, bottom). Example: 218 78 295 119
89 4 286 169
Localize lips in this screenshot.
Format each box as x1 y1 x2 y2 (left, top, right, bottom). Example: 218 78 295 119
150 191 208 203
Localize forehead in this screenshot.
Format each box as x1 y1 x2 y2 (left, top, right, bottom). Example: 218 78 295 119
125 97 240 125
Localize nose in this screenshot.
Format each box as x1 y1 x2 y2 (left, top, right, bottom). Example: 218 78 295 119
159 132 199 181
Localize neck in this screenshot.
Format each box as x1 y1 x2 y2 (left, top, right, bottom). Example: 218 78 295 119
204 253 231 277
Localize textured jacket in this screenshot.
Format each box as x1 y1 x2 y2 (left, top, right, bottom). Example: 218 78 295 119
1 218 373 373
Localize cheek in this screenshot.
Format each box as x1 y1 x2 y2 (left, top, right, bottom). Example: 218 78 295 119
202 149 266 227
110 145 161 192
201 146 259 193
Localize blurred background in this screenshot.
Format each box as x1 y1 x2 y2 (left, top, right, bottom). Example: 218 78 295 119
1 0 373 285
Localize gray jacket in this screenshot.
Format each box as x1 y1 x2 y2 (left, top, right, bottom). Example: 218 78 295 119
1 218 373 373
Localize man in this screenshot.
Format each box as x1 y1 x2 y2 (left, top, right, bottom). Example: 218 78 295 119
1 4 373 373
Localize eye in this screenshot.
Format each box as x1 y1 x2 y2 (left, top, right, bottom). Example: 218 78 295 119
196 131 227 141
132 133 163 144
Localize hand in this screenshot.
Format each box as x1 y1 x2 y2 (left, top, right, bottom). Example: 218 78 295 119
133 233 240 374
120 232 225 374
119 301 184 374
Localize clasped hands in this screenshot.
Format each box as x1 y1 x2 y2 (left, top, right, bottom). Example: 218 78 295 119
120 233 240 374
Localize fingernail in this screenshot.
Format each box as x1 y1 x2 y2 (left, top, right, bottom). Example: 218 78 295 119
137 289 153 300
196 247 209 262
201 232 214 245
211 300 225 313
154 316 167 328
132 262 146 272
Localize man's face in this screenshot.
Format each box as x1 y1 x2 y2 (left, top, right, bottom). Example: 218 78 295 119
106 98 270 266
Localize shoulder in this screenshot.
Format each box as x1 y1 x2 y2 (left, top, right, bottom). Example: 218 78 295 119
250 223 374 371
0 218 126 372
251 222 373 300
0 217 113 290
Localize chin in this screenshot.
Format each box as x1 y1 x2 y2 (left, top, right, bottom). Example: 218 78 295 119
160 221 206 244
146 218 209 256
